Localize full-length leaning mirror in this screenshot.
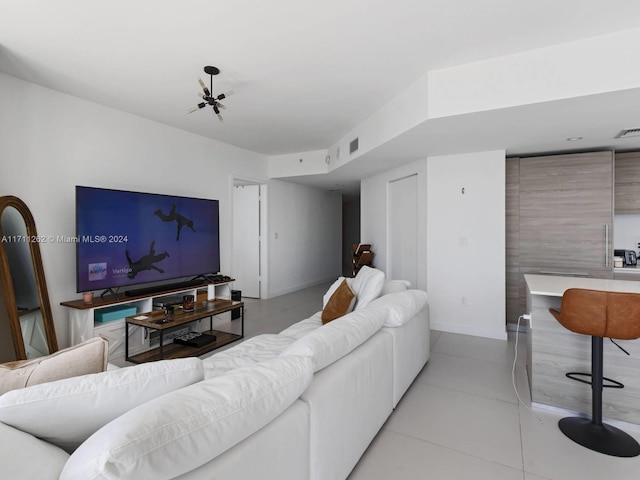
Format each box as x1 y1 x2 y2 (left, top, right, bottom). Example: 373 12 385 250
0 196 58 362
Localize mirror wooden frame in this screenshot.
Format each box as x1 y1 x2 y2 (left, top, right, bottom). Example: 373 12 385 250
0 195 58 361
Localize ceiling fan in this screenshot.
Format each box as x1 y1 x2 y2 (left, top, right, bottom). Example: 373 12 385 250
188 66 234 122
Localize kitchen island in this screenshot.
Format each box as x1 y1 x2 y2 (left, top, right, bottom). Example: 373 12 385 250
525 274 640 425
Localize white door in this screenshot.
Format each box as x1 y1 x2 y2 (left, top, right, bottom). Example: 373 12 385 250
388 174 418 287
233 184 261 298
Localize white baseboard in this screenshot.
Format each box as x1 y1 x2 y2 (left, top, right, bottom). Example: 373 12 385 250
430 321 508 341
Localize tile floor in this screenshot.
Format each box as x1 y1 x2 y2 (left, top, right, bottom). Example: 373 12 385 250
349 330 640 480
236 284 640 480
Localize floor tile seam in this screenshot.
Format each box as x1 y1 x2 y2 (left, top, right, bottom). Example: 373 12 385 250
413 371 525 405
414 354 526 405
428 348 525 370
381 424 526 474
514 385 528 477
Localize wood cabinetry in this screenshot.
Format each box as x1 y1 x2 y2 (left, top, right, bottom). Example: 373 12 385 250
519 151 613 273
506 151 614 325
505 158 521 328
615 152 640 213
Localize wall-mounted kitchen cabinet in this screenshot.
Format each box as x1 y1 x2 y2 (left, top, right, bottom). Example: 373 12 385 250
519 151 613 274
506 151 614 326
614 152 640 214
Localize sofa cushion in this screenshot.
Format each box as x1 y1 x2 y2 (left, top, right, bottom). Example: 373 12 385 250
280 306 388 372
0 336 109 395
59 355 314 480
350 266 385 310
321 279 356 324
0 357 203 453
0 421 69 480
369 289 429 327
278 312 323 339
202 334 296 379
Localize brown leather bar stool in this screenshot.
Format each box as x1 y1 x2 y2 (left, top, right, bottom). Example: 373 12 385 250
549 288 640 457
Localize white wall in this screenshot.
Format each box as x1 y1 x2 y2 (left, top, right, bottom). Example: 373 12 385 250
0 73 339 346
428 27 640 119
614 214 640 252
426 150 506 340
268 179 342 296
361 150 506 340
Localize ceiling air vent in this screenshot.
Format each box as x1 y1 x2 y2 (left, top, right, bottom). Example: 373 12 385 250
349 137 359 154
616 128 640 139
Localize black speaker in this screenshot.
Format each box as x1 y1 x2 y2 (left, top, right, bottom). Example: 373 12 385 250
231 290 241 320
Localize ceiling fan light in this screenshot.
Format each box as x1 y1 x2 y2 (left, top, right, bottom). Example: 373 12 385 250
187 102 207 113
198 78 211 96
188 66 231 123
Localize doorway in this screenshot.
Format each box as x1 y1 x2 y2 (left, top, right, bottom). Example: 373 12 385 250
232 180 267 298
388 174 418 288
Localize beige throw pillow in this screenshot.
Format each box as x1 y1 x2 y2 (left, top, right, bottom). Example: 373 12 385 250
0 337 109 395
321 279 356 324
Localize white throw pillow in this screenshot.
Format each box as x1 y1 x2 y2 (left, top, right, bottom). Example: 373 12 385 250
60 356 314 480
369 289 428 327
280 306 388 372
350 265 385 310
0 357 204 453
381 280 411 296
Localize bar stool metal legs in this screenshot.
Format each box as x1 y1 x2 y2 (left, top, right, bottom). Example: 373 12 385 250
558 336 640 457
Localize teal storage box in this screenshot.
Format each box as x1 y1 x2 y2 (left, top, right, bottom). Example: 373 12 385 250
95 305 137 323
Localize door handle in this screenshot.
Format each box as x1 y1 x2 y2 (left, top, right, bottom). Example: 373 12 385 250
604 224 609 267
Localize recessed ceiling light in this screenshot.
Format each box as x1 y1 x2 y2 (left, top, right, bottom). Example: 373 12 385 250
567 136 583 141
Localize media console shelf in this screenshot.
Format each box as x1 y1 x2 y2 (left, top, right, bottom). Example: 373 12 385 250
61 280 237 366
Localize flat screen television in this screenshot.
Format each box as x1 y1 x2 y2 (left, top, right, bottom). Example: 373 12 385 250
75 186 220 293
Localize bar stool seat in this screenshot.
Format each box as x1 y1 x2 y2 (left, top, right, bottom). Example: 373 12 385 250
549 288 640 457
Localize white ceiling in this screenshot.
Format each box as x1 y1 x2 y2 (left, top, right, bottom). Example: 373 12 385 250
3 0 640 193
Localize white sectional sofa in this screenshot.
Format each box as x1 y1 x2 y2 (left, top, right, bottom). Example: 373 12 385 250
0 267 430 480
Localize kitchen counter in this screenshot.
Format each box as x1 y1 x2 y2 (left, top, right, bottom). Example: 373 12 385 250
525 273 640 296
614 265 640 275
525 274 640 425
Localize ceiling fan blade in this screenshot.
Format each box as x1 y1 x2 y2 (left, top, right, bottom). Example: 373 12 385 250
217 113 224 122
216 102 226 110
197 77 211 97
187 102 207 114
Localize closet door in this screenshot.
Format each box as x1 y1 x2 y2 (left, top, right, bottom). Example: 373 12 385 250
519 151 613 277
388 174 418 288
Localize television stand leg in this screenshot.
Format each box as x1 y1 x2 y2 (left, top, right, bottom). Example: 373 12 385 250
100 288 120 300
